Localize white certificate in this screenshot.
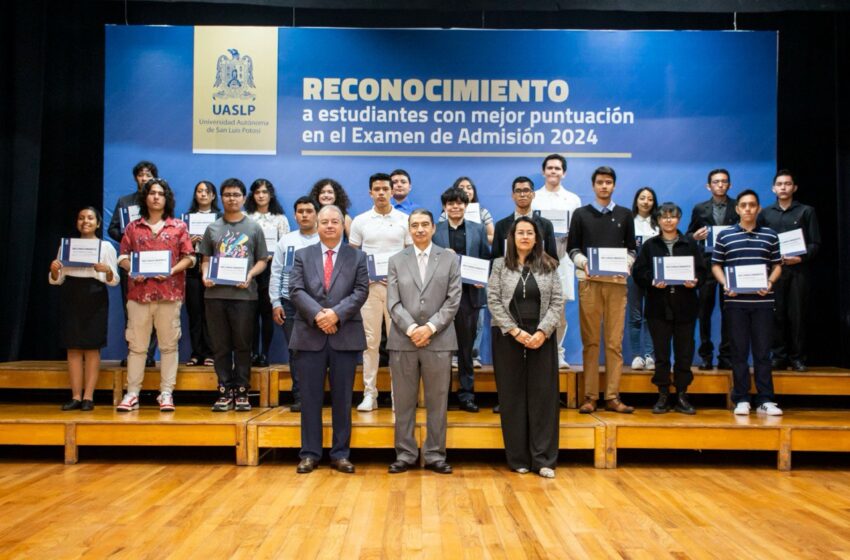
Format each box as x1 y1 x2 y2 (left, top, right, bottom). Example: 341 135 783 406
210 256 249 284
132 250 171 276
368 251 396 280
185 212 217 236
464 203 482 224
661 256 695 282
60 238 101 266
534 208 570 236
778 228 807 257
460 255 490 285
707 225 733 249
589 247 629 275
262 225 279 251
731 264 768 290
120 205 141 231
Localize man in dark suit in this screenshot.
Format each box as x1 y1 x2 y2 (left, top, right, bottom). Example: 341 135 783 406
433 187 491 412
289 205 369 474
492 176 558 261
685 168 739 370
387 209 462 474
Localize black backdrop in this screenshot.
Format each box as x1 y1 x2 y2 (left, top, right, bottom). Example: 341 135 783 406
2 1 849 366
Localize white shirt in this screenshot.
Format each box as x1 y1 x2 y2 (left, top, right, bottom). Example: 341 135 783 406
269 229 319 306
247 211 291 238
319 240 343 267
406 243 436 336
349 207 412 255
634 214 660 241
49 240 120 286
532 184 582 214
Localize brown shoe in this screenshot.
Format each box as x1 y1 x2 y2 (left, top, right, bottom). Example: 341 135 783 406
330 458 355 474
578 397 597 414
605 397 634 414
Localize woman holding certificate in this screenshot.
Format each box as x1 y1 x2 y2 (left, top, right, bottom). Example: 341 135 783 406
628 187 660 371
49 207 119 411
632 202 706 414
488 217 563 478
184 180 221 367
245 179 290 367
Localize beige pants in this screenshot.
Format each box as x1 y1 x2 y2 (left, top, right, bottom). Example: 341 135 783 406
578 280 627 400
125 300 182 395
360 282 392 399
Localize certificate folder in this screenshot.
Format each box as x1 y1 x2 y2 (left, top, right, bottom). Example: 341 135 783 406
587 247 628 276
367 254 386 281
533 209 571 237
130 250 171 277
59 238 101 267
706 225 732 252
724 264 768 294
652 256 695 286
208 256 248 285
119 205 141 232
283 246 295 271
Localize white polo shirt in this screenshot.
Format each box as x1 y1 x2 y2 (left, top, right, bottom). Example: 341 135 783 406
349 207 412 255
532 184 582 214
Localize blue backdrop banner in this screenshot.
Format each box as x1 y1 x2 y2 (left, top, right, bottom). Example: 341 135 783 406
103 26 777 364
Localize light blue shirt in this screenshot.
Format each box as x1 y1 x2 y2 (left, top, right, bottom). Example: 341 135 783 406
591 200 617 214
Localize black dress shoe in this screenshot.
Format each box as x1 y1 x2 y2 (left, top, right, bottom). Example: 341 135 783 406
424 460 453 474
145 357 156 368
61 399 82 411
120 358 127 367
330 458 355 473
296 457 317 473
674 393 696 415
388 460 414 474
492 404 500 414
717 359 733 370
459 400 480 413
253 354 269 367
790 360 808 372
80 399 95 412
652 392 670 414
771 358 789 370
289 400 302 413
697 360 713 370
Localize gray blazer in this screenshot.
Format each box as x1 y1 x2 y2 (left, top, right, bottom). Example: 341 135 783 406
487 257 563 337
386 244 462 352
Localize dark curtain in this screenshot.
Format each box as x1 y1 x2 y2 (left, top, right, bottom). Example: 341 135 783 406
1 1 848 365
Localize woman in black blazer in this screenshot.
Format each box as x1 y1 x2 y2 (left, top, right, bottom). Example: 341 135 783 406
632 203 707 414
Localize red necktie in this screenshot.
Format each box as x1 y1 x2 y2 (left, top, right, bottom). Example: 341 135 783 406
324 249 334 291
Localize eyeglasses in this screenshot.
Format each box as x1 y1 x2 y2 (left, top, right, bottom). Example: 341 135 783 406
513 189 533 195
659 215 679 221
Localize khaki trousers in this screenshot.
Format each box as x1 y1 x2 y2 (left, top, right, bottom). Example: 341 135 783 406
360 282 392 399
578 280 627 400
125 300 182 395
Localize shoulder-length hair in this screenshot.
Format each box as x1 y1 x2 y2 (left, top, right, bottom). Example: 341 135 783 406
140 178 175 219
632 186 659 229
504 216 558 273
309 178 351 216
188 180 221 213
245 179 285 215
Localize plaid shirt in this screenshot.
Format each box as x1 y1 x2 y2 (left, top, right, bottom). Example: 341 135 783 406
119 217 194 303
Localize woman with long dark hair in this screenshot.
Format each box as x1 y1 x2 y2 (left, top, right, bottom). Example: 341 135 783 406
628 186 660 370
245 178 290 366
488 217 563 478
49 207 120 410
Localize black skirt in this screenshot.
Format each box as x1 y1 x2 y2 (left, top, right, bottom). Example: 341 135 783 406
59 276 109 349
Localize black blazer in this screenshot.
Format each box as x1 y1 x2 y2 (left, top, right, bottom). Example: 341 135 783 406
433 220 491 308
685 198 739 251
491 214 558 261
632 233 707 321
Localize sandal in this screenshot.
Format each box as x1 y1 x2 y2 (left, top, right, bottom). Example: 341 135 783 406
203 358 215 366
185 357 200 366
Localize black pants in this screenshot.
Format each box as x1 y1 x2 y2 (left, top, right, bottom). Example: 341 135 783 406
647 317 696 392
296 342 357 461
454 294 479 403
697 274 731 364
119 268 157 359
185 271 213 360
726 305 775 405
253 267 273 358
281 298 300 401
772 267 809 363
492 326 559 471
205 298 255 389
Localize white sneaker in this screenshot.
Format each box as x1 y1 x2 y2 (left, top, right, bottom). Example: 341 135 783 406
631 356 645 370
472 357 482 369
558 358 570 370
757 402 783 416
644 356 655 369
538 467 555 479
451 356 458 368
357 394 377 412
157 392 175 412
514 467 529 474
733 401 751 415
116 393 139 412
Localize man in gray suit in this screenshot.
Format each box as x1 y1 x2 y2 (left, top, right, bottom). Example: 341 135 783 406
289 205 369 474
386 209 462 474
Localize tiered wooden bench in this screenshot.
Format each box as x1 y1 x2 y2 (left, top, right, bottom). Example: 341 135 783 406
269 365 578 407
576 366 732 406
0 361 123 404
0 404 266 465
124 365 271 407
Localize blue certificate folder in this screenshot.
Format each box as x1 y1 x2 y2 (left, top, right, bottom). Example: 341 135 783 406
587 247 628 276
129 251 171 277
59 238 101 267
119 205 140 232
208 256 247 286
282 246 295 271
367 254 386 281
652 256 693 286
724 265 768 294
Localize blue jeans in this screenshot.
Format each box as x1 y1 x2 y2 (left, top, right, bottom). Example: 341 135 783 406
627 277 654 360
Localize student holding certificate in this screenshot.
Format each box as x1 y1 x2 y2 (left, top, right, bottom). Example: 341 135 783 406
183 180 221 367
201 178 269 412
632 203 706 414
49 207 120 411
627 187 660 371
116 179 195 412
245 179 290 368
489 217 563 478
757 169 821 372
712 190 783 416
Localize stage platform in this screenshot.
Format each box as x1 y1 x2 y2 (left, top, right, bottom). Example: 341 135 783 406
3 403 848 471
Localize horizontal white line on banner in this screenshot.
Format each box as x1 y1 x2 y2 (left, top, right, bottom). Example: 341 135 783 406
300 150 632 158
